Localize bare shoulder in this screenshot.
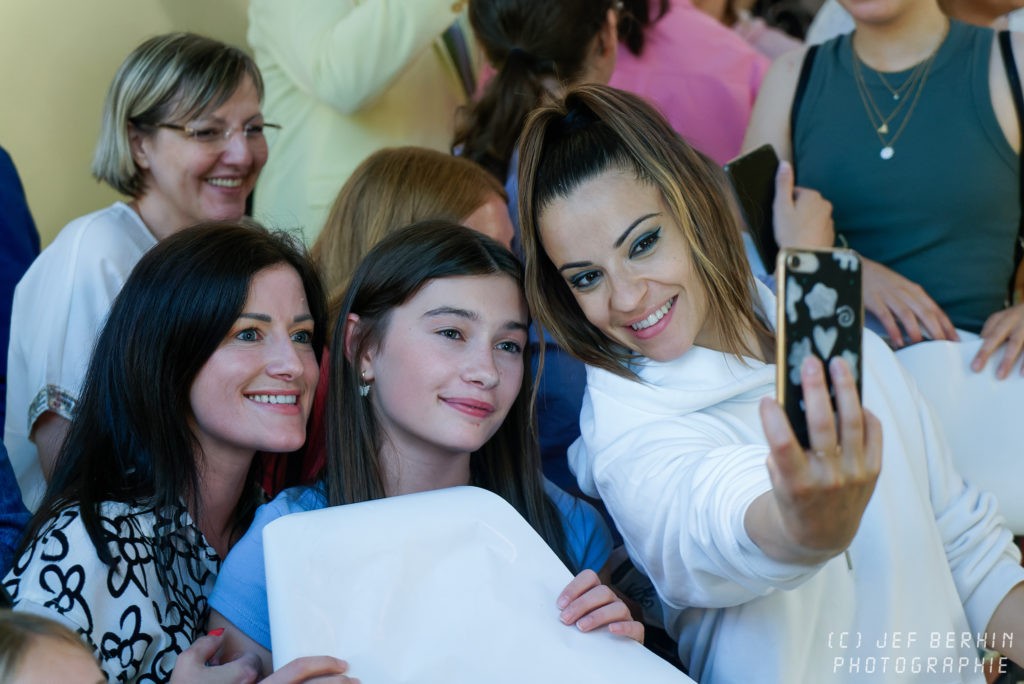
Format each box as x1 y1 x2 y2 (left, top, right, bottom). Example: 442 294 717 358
743 44 816 160
988 30 1022 153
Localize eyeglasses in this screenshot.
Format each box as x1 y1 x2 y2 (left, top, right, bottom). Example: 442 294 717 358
156 122 282 147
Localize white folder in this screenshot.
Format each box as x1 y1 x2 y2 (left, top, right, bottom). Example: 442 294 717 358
263 485 693 683
896 336 1024 533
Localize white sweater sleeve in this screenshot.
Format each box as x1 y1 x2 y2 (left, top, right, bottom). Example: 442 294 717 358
579 386 825 610
905 365 1024 633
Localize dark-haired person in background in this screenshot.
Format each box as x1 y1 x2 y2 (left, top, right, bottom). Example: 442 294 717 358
610 0 771 165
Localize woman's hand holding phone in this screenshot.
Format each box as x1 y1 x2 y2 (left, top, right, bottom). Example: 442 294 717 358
752 356 883 565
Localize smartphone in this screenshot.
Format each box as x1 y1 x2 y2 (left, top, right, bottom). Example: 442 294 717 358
724 144 779 273
775 248 863 448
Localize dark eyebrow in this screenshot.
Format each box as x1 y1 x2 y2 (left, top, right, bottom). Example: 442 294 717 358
193 112 264 124
425 307 528 333
613 212 661 248
557 212 662 273
424 306 478 321
239 313 312 323
558 260 592 273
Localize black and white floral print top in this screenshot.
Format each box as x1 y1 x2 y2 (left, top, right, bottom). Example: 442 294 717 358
3 502 220 682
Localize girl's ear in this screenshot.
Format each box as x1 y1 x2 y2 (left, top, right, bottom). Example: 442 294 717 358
343 313 374 381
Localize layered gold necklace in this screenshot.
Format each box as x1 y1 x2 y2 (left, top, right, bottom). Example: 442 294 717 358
851 26 947 160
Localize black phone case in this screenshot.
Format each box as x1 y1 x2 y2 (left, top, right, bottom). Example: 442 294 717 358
724 144 779 272
775 248 863 448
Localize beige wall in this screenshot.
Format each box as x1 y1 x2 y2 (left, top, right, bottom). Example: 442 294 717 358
0 0 250 247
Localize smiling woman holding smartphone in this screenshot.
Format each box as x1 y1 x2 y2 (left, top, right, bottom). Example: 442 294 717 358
516 83 1024 683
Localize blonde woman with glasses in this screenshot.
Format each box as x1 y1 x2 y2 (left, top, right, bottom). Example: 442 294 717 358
5 33 277 511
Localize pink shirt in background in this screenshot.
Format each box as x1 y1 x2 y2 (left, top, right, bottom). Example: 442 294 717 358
734 11 802 60
609 0 770 165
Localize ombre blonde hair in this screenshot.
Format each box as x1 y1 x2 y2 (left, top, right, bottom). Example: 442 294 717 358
311 146 506 315
517 84 772 379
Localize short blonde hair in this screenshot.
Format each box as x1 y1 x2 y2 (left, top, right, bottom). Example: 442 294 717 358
91 32 263 197
0 610 95 680
311 147 506 307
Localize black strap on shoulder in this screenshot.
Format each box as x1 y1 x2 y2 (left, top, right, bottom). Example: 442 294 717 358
999 30 1024 301
789 44 819 168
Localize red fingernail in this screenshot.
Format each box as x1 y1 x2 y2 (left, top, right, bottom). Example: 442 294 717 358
209 628 225 637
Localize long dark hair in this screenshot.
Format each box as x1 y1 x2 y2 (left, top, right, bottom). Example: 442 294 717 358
618 0 670 56
453 0 614 181
323 221 572 569
18 221 327 566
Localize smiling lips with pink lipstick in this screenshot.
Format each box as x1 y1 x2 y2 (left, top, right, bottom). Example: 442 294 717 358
442 397 496 419
627 296 677 340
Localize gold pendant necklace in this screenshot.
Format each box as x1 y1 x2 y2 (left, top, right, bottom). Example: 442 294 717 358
874 59 929 101
850 28 946 160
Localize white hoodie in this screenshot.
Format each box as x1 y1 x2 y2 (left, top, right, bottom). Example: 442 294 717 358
569 284 1024 682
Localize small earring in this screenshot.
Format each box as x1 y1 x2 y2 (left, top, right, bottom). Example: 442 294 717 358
359 370 371 398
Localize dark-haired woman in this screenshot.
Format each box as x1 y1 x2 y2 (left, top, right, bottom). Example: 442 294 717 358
4 223 351 682
209 222 644 675
457 0 829 495
517 83 1024 682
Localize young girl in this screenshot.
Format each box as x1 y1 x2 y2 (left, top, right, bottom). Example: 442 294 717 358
209 222 643 675
516 83 1024 682
4 222 350 682
0 610 104 683
261 147 517 494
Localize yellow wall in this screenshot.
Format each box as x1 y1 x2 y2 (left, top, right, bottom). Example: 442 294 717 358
0 0 250 247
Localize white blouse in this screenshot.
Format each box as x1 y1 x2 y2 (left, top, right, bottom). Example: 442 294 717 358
3 202 156 510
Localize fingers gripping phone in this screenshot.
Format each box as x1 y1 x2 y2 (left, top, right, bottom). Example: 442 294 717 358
776 248 863 448
724 144 779 272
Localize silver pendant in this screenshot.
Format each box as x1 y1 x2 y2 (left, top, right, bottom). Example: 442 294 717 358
880 146 894 160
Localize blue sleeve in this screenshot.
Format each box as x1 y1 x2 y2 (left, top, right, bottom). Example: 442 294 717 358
543 478 613 574
0 444 29 576
0 146 40 428
209 486 324 650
